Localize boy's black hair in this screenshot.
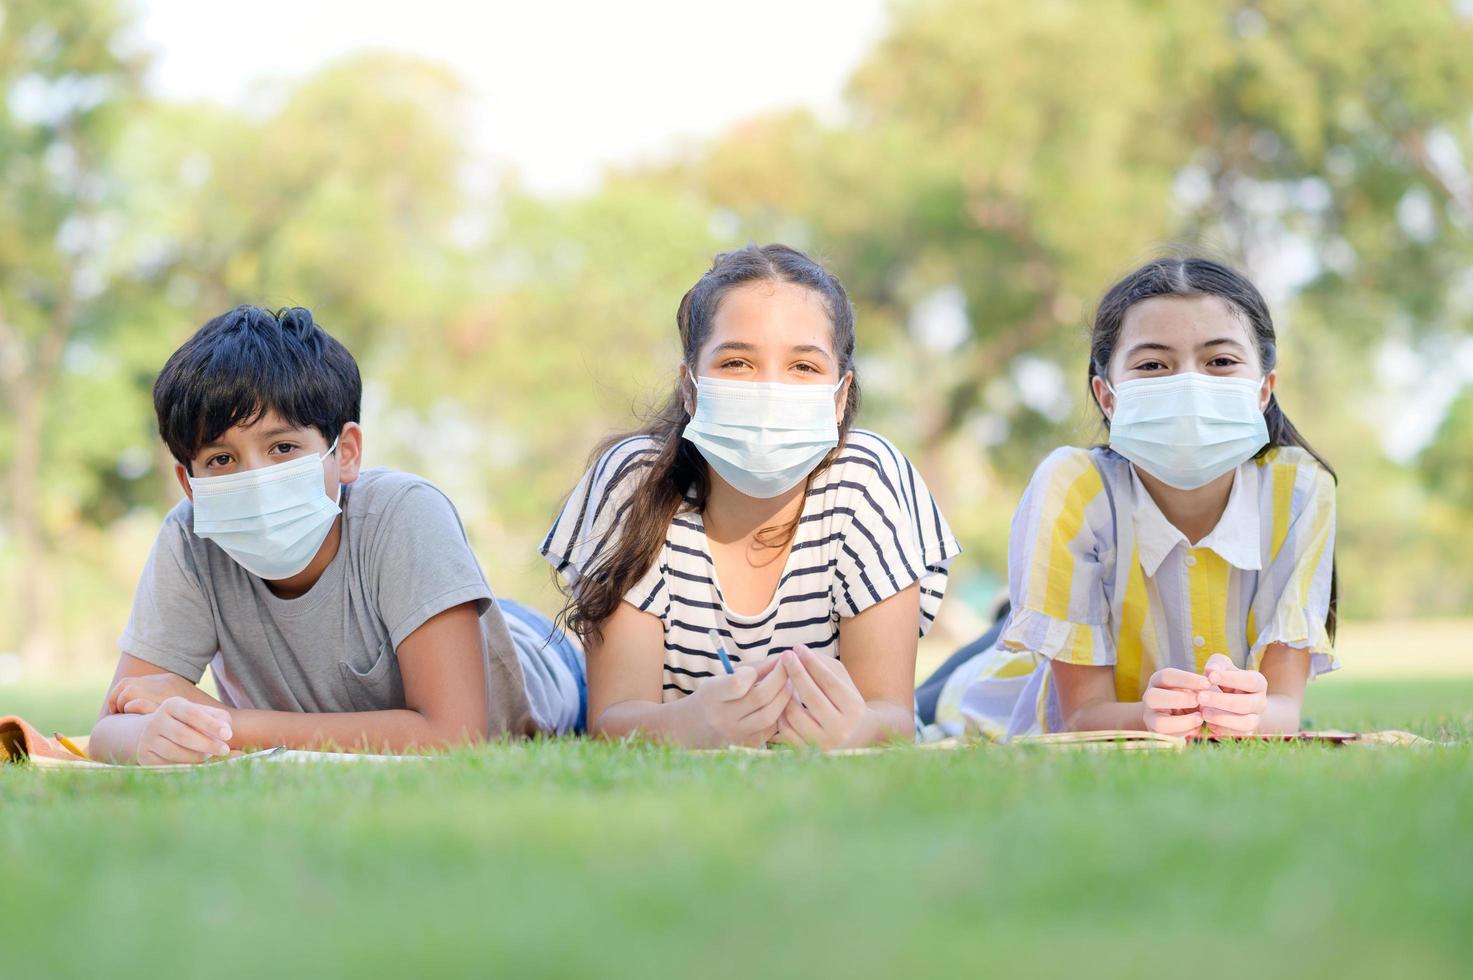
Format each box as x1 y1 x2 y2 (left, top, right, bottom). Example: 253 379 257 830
154 305 361 471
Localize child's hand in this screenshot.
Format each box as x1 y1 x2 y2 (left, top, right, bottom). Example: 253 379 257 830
771 646 867 750
1198 653 1268 737
108 672 223 716
1141 667 1210 737
690 655 791 748
137 697 233 765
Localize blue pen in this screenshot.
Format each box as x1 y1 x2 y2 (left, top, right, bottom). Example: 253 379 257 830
708 629 735 674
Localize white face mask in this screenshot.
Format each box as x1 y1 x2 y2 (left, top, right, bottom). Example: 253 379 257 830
1106 373 1269 490
188 439 343 580
682 376 843 499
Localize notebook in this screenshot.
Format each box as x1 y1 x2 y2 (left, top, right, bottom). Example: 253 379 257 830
1 715 416 769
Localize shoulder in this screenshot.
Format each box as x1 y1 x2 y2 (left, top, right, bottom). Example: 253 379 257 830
156 496 205 561
1028 446 1119 499
160 495 195 536
1254 445 1336 512
544 435 664 561
825 430 927 499
1014 447 1120 545
346 468 467 528
587 435 662 493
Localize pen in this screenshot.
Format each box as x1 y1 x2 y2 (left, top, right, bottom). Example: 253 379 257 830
54 732 90 760
707 629 735 674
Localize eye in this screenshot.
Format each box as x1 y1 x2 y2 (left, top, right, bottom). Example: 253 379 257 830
1133 360 1168 372
792 362 820 374
1208 356 1241 369
718 358 750 370
270 442 300 455
206 453 232 469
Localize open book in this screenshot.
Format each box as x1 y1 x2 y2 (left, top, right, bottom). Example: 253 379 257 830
1008 729 1435 749
1 715 414 769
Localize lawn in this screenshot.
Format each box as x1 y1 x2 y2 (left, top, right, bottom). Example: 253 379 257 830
2 677 1471 979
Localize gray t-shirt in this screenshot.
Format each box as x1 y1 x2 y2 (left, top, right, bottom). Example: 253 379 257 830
119 468 539 736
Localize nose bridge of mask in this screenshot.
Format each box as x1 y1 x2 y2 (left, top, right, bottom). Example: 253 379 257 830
1112 374 1262 416
693 376 840 429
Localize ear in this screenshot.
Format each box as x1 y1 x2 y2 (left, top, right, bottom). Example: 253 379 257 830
834 371 853 426
174 462 194 501
1259 370 1277 412
335 422 364 486
1090 375 1116 421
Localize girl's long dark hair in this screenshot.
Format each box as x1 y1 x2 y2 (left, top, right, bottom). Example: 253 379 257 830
1088 257 1337 642
560 244 861 642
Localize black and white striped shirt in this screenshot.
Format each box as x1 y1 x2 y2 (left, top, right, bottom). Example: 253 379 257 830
541 430 960 701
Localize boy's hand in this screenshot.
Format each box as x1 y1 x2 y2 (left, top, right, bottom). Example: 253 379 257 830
1141 667 1209 737
1198 653 1268 736
108 672 223 716
137 697 233 765
690 655 791 748
771 646 867 750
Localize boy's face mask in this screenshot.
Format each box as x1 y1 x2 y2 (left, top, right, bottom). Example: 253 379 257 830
682 376 843 499
188 439 342 580
1106 373 1269 490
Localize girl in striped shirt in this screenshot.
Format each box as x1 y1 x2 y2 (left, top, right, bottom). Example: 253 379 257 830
544 244 959 749
924 257 1337 740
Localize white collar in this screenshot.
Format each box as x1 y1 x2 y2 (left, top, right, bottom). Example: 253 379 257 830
1130 461 1262 577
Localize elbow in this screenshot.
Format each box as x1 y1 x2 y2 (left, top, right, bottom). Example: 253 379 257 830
587 709 620 741
418 714 489 751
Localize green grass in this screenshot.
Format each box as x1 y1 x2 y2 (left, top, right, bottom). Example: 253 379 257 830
3 678 1471 979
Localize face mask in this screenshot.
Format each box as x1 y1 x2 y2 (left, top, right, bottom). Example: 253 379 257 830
189 439 343 580
1106 373 1268 490
682 376 843 499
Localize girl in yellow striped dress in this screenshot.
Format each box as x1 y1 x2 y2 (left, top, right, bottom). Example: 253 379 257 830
925 257 1337 740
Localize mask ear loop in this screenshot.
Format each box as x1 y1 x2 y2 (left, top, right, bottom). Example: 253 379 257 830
682 371 698 417
323 435 344 506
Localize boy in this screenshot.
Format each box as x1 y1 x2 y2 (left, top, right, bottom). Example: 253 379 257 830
89 306 583 764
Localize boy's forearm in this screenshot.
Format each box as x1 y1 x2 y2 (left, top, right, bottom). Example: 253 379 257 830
225 707 484 753
88 713 150 764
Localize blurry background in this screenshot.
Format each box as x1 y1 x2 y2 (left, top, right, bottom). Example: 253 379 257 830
1 0 1470 687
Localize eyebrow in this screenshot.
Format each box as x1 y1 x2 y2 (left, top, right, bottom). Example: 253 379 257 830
1124 337 1249 358
197 424 303 455
710 341 834 361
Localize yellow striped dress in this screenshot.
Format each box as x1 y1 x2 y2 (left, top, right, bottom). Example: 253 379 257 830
935 445 1337 739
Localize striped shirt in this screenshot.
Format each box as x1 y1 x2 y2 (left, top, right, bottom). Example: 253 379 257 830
938 444 1337 739
541 429 960 701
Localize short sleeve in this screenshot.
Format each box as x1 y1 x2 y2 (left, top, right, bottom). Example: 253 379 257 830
367 482 494 649
1248 456 1337 676
540 437 667 615
118 507 220 682
830 432 961 635
998 447 1116 666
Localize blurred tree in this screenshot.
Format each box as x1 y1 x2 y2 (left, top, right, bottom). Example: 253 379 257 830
672 0 1473 615
0 0 146 668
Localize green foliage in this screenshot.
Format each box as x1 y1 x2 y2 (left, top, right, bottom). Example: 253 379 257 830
2 0 1472 664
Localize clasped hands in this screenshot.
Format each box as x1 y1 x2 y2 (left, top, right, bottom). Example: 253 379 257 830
689 645 868 750
1141 653 1268 738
